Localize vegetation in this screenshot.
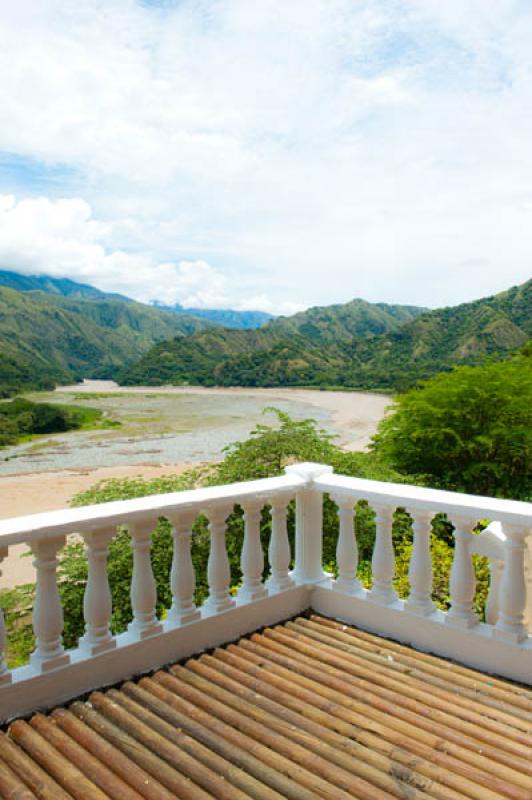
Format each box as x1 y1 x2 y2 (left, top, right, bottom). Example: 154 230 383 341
372 355 532 500
119 280 531 390
0 283 212 396
0 397 117 447
118 297 427 386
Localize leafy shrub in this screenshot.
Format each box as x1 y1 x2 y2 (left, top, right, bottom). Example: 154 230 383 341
372 358 532 500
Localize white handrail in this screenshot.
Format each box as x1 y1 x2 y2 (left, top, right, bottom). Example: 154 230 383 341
0 463 531 723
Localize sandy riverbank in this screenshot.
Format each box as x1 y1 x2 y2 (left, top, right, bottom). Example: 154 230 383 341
57 381 392 450
0 463 192 589
1 383 392 589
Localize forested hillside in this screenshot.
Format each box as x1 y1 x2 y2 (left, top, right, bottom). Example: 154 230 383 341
120 281 531 389
118 297 427 386
0 269 129 301
0 286 212 396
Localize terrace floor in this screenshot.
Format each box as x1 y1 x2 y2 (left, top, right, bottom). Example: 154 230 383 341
1 615 531 800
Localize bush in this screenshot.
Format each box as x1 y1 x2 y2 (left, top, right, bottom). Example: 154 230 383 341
372 358 532 499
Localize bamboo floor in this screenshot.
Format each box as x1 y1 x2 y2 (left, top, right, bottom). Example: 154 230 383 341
1 614 531 799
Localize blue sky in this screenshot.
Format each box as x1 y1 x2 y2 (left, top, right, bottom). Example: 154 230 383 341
0 0 531 312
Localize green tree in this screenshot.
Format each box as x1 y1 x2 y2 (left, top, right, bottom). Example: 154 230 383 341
371 358 532 500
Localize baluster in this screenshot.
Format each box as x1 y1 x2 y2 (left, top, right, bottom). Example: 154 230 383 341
127 519 163 639
30 536 70 672
79 527 116 656
238 502 268 604
0 547 11 685
267 497 294 593
332 496 360 594
446 517 478 628
204 506 235 615
405 509 436 615
493 524 528 642
369 505 397 605
166 511 201 626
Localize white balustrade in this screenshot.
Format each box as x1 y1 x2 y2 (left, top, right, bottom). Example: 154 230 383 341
204 505 236 615
493 524 529 642
369 505 397 605
267 498 294 593
166 511 201 626
0 547 10 686
446 517 478 628
79 527 116 656
127 519 163 639
30 536 70 672
0 463 531 723
332 496 360 594
238 502 268 604
405 510 436 616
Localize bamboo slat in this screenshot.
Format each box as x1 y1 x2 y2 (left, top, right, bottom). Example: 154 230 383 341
2 614 531 800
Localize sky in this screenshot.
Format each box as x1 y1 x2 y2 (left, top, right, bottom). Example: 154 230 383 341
0 0 531 314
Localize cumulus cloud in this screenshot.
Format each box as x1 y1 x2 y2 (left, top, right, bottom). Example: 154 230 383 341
0 194 301 312
0 1 531 309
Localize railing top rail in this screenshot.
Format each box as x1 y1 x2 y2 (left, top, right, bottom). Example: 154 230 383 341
315 473 532 528
0 472 305 547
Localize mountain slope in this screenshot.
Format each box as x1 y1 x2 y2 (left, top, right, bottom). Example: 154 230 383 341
217 280 531 390
0 286 213 395
337 278 532 390
0 269 130 302
120 282 531 390
118 298 427 386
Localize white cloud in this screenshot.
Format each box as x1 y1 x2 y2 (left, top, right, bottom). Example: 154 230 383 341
0 194 301 312
0 1 531 310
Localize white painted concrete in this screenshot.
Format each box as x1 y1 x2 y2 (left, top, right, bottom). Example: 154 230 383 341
0 463 531 723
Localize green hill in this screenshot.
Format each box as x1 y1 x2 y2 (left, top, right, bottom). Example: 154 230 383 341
118 298 427 386
119 282 531 390
0 269 130 301
0 286 212 396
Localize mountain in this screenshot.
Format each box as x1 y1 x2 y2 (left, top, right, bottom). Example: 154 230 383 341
119 281 531 390
118 298 427 387
0 284 213 396
153 302 273 330
0 269 130 302
337 278 532 390
215 280 532 390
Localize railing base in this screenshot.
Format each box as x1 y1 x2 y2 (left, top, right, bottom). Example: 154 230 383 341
311 584 532 686
0 585 310 724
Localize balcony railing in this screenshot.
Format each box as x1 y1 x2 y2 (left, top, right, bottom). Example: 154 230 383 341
1 462 531 723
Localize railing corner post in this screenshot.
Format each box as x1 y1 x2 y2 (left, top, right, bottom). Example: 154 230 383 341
493 524 529 644
285 462 332 585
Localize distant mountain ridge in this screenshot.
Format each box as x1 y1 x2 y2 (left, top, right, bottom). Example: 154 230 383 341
153 302 273 330
0 269 131 302
119 281 531 390
0 270 275 330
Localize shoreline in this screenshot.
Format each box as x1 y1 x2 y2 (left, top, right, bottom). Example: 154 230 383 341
0 463 192 589
1 383 391 589
56 381 392 450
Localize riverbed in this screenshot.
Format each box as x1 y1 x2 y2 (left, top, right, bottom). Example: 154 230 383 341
0 382 391 587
